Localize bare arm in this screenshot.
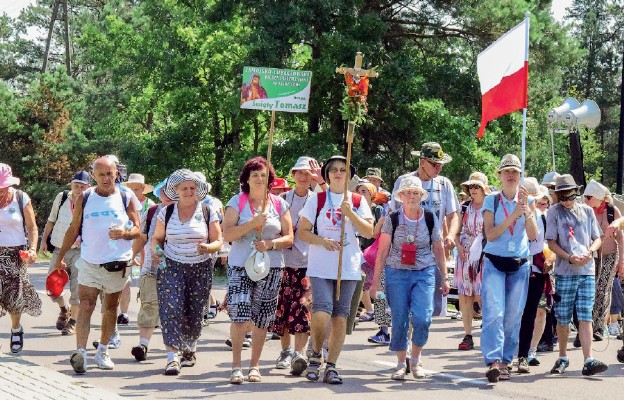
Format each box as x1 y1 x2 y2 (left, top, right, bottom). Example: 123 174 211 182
23 203 38 264
432 240 450 295
369 232 392 297
373 216 385 239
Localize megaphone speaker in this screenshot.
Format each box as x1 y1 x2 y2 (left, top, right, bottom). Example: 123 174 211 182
548 98 581 124
563 99 601 129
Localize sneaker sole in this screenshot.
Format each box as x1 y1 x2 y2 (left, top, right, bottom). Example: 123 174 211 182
291 358 308 376
70 352 87 374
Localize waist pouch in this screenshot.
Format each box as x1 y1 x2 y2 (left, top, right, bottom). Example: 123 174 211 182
485 253 527 273
101 260 130 273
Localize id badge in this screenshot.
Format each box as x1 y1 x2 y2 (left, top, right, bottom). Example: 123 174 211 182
401 243 417 265
508 241 516 252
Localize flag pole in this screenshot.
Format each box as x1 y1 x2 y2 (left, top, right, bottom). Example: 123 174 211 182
520 12 530 184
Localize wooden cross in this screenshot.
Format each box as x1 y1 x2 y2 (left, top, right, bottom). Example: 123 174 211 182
333 52 378 300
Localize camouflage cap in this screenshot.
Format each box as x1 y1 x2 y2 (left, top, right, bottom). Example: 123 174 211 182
411 142 453 164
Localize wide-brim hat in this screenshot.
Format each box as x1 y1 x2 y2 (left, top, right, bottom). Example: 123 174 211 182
393 176 429 201
541 171 561 187
554 174 582 193
270 177 292 191
523 177 540 196
460 172 491 194
320 155 356 182
534 185 553 203
244 250 271 282
122 173 154 194
411 142 452 164
153 179 167 199
497 154 522 173
194 171 212 193
164 169 208 201
0 163 20 188
291 156 314 172
364 167 384 183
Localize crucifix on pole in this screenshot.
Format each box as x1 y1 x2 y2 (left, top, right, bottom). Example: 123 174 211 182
334 52 378 300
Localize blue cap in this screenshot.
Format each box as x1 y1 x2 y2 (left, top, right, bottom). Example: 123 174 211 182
153 179 167 198
71 171 90 185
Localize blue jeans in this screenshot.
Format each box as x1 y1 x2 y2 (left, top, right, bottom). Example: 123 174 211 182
481 258 529 365
385 266 435 351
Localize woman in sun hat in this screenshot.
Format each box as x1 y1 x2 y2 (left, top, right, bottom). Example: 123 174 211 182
583 180 624 340
151 169 223 375
455 172 490 352
298 155 374 384
480 154 538 383
221 157 293 384
370 175 449 380
0 163 41 354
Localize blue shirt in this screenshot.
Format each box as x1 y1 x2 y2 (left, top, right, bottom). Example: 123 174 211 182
482 192 531 258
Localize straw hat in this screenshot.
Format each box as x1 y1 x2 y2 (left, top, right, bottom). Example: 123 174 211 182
122 173 154 194
460 172 491 194
497 154 522 173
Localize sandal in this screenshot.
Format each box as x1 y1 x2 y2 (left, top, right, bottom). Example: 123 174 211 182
486 365 500 383
230 368 244 384
10 328 24 354
323 366 343 384
458 334 474 351
499 368 510 380
248 367 262 383
305 351 323 382
391 366 407 381
164 360 181 376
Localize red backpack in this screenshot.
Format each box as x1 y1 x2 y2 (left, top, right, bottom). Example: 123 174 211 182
313 191 361 234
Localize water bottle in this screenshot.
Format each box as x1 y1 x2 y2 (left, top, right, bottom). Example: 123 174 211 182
109 223 120 250
376 290 386 300
568 227 588 259
154 245 167 270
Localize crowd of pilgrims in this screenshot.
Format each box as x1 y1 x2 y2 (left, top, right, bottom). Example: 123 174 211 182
1 142 624 385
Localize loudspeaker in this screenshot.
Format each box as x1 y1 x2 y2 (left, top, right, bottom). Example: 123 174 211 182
548 98 581 124
563 99 601 129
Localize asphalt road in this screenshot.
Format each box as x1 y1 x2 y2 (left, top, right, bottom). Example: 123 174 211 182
2 262 623 399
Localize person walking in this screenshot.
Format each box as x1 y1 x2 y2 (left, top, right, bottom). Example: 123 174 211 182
0 163 41 353
298 155 374 384
370 176 449 380
40 171 91 335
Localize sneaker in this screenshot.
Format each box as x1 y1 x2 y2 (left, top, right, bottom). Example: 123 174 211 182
450 311 462 320
582 359 608 376
117 313 130 325
458 334 474 350
94 350 114 370
275 348 293 369
61 321 76 336
290 351 308 376
593 331 604 341
131 345 148 361
357 312 374 322
550 358 569 374
573 334 581 348
180 351 196 367
225 338 232 348
56 309 69 330
165 359 181 376
70 349 88 374
108 330 121 349
608 324 620 337
368 329 390 345
517 357 530 373
527 349 540 366
537 342 553 352
207 303 218 319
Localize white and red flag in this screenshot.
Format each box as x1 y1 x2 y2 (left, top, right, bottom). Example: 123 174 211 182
476 18 529 138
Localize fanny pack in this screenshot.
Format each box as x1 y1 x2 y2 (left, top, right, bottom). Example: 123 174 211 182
485 253 527 273
100 260 130 274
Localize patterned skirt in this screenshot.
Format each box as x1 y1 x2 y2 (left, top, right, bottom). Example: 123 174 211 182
0 246 42 318
269 267 311 336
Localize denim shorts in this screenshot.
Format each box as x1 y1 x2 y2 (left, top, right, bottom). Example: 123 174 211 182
554 275 595 324
310 277 358 318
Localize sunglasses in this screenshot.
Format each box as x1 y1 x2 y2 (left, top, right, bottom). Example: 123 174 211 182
426 160 443 168
559 193 578 202
468 184 482 190
584 195 593 200
328 168 347 174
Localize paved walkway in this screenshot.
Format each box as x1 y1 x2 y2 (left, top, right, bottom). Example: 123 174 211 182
0 354 122 399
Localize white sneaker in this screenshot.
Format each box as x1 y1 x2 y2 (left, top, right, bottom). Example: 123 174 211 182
108 329 121 349
95 350 114 370
70 349 88 374
608 323 620 337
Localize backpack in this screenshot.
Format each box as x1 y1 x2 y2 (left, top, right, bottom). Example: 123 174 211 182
388 209 435 247
47 190 70 251
163 203 211 249
607 203 615 224
313 191 362 234
143 204 161 235
79 188 129 239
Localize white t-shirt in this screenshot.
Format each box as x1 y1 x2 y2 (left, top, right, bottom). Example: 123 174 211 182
0 190 30 247
48 191 75 248
226 194 290 268
299 191 373 280
80 188 133 264
157 202 219 264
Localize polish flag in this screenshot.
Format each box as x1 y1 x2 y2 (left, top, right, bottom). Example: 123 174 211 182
476 19 529 138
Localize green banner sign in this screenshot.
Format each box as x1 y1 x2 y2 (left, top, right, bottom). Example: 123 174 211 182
240 67 311 113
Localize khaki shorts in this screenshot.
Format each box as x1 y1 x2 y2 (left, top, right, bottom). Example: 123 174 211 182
48 248 81 305
76 258 130 294
137 274 160 328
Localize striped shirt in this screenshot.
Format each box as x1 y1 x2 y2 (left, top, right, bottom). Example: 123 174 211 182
157 202 219 264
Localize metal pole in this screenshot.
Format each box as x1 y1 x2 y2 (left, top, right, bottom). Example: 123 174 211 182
617 50 624 193
550 128 556 171
258 110 276 240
